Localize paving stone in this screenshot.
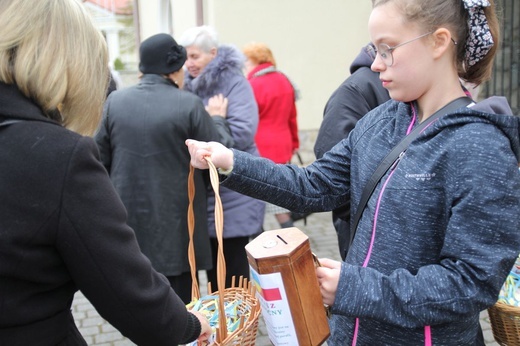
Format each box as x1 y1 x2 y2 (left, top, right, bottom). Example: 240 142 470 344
72 211 502 345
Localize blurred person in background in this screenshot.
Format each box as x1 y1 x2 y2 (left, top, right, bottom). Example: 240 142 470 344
179 25 265 288
314 43 390 259
95 33 234 304
243 42 300 229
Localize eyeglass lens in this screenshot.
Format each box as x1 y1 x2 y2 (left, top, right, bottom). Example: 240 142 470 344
367 44 393 67
378 44 393 66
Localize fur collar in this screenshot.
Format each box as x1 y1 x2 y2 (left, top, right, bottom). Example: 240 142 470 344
184 45 245 99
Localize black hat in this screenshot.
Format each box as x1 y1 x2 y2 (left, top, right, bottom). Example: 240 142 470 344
139 33 187 75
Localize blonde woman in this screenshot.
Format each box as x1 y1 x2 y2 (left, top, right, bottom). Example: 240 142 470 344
0 0 210 345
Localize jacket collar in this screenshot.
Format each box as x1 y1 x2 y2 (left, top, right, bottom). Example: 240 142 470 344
183 45 244 98
0 82 58 125
247 62 275 79
139 73 179 88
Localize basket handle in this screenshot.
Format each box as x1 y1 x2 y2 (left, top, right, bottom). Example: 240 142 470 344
187 158 228 340
187 165 200 301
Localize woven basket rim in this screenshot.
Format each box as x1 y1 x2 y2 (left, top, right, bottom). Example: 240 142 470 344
491 301 520 316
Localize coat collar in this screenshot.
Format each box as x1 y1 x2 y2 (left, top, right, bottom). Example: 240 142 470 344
0 82 58 125
247 62 275 80
139 73 179 88
183 45 244 98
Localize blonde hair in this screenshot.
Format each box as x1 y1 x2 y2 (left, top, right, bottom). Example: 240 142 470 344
372 0 499 85
0 0 108 136
242 42 277 67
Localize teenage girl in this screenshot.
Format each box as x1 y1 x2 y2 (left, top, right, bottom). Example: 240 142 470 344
186 0 520 344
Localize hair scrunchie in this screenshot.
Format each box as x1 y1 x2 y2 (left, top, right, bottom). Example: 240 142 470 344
462 0 494 67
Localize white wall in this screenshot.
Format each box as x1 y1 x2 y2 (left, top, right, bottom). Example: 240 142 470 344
137 0 173 40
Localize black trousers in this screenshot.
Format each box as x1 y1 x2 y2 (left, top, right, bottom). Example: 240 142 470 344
206 236 250 290
166 271 197 304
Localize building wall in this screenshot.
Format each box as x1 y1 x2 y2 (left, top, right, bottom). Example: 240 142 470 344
136 0 373 131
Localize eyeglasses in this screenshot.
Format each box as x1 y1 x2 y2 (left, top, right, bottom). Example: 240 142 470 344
370 32 433 67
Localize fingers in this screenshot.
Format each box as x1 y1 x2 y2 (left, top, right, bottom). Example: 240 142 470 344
315 260 341 306
221 96 228 111
207 93 225 107
191 311 213 341
315 266 329 280
206 94 228 118
185 139 210 169
318 258 341 269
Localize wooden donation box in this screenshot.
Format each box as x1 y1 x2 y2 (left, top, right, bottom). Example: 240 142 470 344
245 227 330 346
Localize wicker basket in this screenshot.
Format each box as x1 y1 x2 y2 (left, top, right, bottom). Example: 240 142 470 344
187 160 261 345
488 255 520 345
488 302 520 345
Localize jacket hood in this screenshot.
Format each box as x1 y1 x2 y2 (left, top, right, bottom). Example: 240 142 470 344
184 45 245 99
350 43 376 75
433 96 520 162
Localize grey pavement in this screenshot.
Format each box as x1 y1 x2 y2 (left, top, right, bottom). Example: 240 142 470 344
72 211 500 345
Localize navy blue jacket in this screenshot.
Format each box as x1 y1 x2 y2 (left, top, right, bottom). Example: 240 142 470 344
222 97 520 345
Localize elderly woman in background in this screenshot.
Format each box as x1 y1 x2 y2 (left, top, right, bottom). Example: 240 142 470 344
243 42 300 229
179 25 265 289
0 0 210 344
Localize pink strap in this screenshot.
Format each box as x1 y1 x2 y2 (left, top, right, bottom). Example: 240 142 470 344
425 325 432 346
351 108 418 346
352 318 359 346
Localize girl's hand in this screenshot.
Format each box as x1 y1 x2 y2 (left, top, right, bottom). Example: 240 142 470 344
185 139 233 171
316 258 341 306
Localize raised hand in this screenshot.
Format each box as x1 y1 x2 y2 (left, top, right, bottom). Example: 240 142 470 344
206 94 228 118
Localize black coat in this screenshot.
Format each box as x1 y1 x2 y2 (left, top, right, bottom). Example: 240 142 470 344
95 74 233 276
0 82 200 345
314 45 390 259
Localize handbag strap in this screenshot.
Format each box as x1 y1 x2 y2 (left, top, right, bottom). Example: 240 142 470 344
347 97 473 254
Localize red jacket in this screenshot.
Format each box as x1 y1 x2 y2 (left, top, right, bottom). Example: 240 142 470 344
247 63 299 163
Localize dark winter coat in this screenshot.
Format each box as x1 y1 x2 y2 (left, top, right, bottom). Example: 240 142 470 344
184 45 265 238
314 45 391 159
0 82 201 345
221 97 520 345
314 44 391 259
95 74 233 275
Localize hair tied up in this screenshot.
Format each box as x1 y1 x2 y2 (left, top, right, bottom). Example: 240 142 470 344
462 0 494 67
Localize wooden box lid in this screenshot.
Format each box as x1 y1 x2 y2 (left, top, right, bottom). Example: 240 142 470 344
246 227 310 268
